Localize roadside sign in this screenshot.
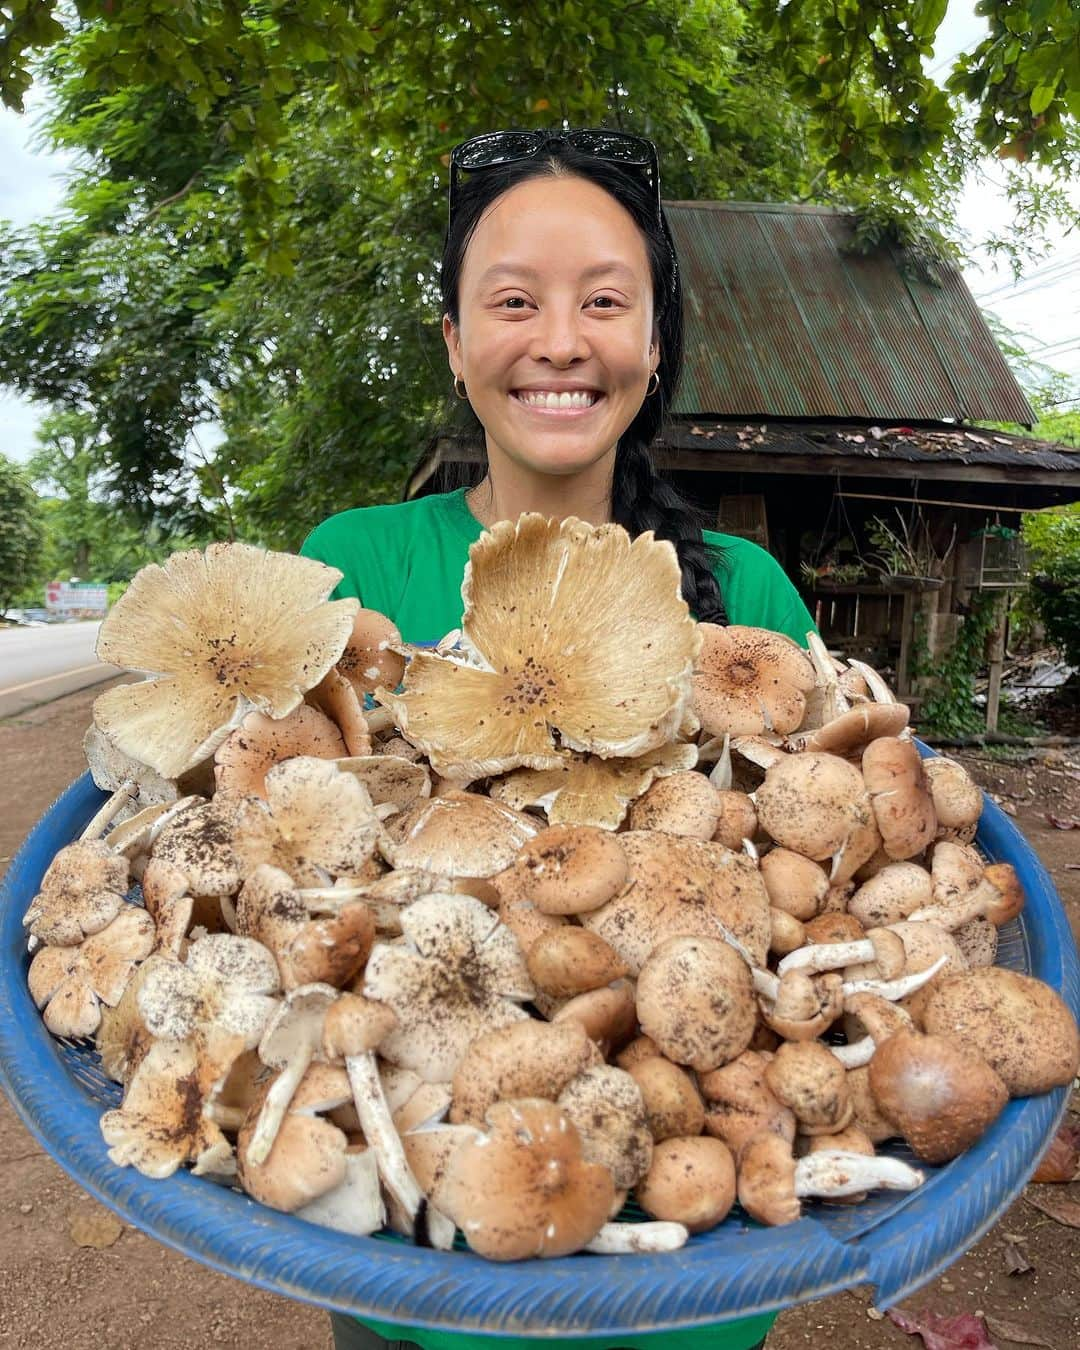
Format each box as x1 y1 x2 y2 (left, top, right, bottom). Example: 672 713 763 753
45 582 108 614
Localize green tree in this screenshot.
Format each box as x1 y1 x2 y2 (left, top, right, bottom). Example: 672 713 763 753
1022 503 1080 669
0 454 46 616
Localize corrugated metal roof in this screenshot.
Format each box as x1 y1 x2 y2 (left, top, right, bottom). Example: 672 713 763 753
664 201 1035 425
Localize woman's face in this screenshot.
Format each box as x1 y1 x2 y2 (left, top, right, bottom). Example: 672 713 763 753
443 174 660 479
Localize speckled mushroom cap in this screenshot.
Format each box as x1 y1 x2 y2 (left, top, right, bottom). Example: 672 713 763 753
23 839 131 945
236 1069 351 1211
363 894 534 1082
28 906 156 1039
93 542 359 778
557 1065 653 1191
263 756 382 881
148 793 277 897
922 756 983 842
374 514 701 782
750 750 880 878
449 1019 602 1126
691 624 815 737
627 1057 705 1142
930 841 986 906
861 737 938 860
334 756 431 815
507 824 629 916
764 1040 853 1135
489 744 699 831
627 771 722 839
381 790 539 879
796 701 911 754
214 705 347 798
699 1050 796 1157
305 665 373 758
848 862 932 928
580 832 772 973
737 1132 800 1226
636 935 757 1073
337 607 406 697
919 967 1080 1097
432 1097 616 1260
868 1028 1009 1163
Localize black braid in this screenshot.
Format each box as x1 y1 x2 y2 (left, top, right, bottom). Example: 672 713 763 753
611 439 728 624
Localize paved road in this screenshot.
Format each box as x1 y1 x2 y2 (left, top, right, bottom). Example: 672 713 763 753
0 622 122 719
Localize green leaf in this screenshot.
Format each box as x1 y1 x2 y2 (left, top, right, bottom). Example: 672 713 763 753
1030 83 1057 114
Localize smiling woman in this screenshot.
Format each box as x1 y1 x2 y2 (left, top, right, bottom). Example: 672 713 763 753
299 129 815 1350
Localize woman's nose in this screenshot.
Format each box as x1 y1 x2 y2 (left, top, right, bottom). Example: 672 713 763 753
529 306 591 364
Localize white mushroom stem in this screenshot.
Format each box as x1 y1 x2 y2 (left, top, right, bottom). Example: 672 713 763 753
807 633 851 720
846 659 897 706
584 1221 689 1254
343 1051 455 1251
795 1150 923 1199
779 939 875 976
742 837 760 863
374 802 399 822
908 885 997 930
206 1102 247 1131
219 894 238 932
707 733 733 788
365 706 395 735
827 1038 876 1069
841 954 949 1001
706 915 778 999
247 1044 316 1166
80 780 139 841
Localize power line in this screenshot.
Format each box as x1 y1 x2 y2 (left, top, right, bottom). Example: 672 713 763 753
975 254 1080 302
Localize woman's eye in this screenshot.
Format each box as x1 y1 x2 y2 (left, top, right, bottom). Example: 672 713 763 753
497 295 621 310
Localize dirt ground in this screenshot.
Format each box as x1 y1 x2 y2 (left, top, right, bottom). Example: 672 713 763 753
1 681 1077 1350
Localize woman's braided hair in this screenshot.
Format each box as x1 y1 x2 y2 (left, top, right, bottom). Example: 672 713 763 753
405 138 727 623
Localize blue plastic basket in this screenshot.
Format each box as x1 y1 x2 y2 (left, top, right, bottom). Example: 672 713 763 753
1 754 1078 1339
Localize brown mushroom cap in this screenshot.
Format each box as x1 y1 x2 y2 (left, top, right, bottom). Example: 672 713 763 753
581 831 772 973
237 1068 351 1210
699 1050 796 1156
737 1132 800 1226
846 1065 896 1144
508 824 629 916
615 1034 663 1070
759 848 829 922
862 737 938 860
692 625 815 737
434 1098 616 1260
525 927 628 998
449 1019 601 1126
799 702 910 754
764 1041 853 1135
868 1028 1009 1163
550 978 637 1058
637 935 756 1073
338 607 406 696
635 1136 736 1233
627 771 722 839
23 840 131 946
214 705 346 798
713 791 759 850
922 756 983 838
919 967 1080 1096
627 1057 706 1142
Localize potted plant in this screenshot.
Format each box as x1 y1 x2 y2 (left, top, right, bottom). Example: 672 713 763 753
866 511 955 591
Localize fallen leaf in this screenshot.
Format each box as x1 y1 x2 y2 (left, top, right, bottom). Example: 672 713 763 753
887 1306 997 1349
1031 1121 1080 1183
1045 813 1078 829
69 1207 124 1248
983 1316 1054 1348
1001 1237 1033 1276
1025 1187 1080 1227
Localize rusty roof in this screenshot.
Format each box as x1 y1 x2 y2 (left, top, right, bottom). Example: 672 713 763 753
664 201 1035 426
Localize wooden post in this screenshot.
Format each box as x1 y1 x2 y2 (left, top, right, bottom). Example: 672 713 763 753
897 591 916 698
985 592 1008 733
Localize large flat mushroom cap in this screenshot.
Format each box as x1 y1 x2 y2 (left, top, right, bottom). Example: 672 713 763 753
93 542 359 778
214 705 347 798
692 625 815 737
581 832 771 973
753 751 875 863
374 515 700 781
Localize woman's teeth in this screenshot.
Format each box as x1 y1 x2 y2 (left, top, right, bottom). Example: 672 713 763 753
514 390 600 410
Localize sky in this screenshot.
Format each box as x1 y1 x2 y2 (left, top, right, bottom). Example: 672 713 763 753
1 4 1078 466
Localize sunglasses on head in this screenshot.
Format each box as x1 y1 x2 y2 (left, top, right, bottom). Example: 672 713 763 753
447 127 678 296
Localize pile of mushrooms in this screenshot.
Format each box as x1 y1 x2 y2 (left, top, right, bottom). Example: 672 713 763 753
22 525 1080 1262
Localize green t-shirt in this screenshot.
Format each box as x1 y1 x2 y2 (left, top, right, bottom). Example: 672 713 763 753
299 487 810 1350
300 486 816 645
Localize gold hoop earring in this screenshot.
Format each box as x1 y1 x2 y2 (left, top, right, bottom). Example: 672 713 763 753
646 369 660 396
454 376 468 400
